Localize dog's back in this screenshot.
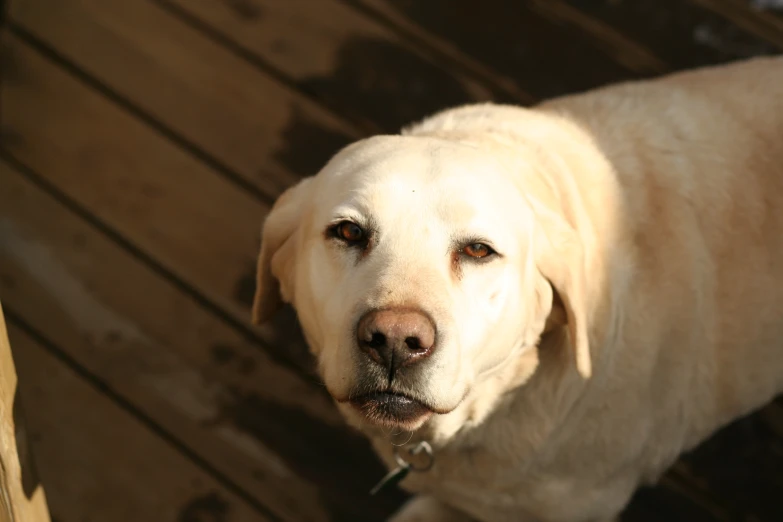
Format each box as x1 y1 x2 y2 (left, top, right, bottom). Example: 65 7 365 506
541 56 783 456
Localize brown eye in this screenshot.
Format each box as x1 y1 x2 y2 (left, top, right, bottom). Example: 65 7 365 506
335 221 365 243
462 243 493 258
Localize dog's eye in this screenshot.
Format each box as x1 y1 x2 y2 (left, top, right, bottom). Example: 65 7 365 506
462 243 495 259
333 221 365 243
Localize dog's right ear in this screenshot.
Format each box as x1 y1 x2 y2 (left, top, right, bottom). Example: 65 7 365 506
251 178 314 325
533 212 591 379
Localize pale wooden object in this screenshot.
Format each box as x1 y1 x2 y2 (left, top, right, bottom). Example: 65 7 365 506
0 303 52 522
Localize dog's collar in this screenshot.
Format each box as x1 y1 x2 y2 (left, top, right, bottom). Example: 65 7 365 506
370 440 433 495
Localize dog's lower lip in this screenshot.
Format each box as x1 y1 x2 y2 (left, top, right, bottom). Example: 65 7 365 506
358 391 412 401
349 392 433 426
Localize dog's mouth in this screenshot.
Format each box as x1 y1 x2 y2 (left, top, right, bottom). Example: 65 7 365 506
348 391 434 429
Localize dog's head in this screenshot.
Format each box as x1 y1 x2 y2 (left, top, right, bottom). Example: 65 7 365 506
252 133 590 436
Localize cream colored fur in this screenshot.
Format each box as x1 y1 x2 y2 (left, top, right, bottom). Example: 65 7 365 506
252 57 783 522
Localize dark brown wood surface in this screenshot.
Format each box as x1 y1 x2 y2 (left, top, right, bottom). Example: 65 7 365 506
0 0 781 521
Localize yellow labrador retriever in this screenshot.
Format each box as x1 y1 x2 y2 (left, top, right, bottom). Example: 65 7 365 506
251 57 783 522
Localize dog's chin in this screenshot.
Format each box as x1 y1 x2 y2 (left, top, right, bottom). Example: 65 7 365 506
347 392 434 431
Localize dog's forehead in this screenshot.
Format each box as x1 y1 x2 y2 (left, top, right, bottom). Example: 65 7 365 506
320 136 513 209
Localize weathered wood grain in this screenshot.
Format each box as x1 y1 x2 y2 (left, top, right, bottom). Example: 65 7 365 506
6 320 275 522
670 401 783 521
156 0 521 132
688 0 783 49
560 0 779 69
347 0 641 98
525 0 668 75
10 0 358 202
1 34 315 375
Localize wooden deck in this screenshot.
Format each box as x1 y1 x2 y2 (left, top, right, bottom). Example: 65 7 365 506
1 1 782 520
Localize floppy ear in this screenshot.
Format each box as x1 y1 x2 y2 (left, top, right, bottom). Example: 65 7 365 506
251 178 314 325
533 208 592 379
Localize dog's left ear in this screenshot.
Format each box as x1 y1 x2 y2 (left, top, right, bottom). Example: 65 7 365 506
251 178 314 325
533 206 592 379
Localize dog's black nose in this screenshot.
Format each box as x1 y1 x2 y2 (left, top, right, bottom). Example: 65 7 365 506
356 308 436 376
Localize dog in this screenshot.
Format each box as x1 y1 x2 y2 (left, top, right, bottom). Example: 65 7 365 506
251 56 783 521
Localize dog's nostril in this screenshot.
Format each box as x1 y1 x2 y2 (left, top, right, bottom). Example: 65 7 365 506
405 337 424 351
368 332 386 347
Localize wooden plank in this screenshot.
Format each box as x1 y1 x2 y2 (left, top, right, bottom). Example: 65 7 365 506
5 320 273 522
559 0 779 70
687 0 783 49
0 159 406 520
10 0 358 201
550 0 771 74
163 0 676 108
1 34 310 373
0 165 320 521
670 405 783 521
747 0 783 25
345 0 641 97
0 304 52 522
525 0 668 75
623 480 726 522
155 0 523 132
